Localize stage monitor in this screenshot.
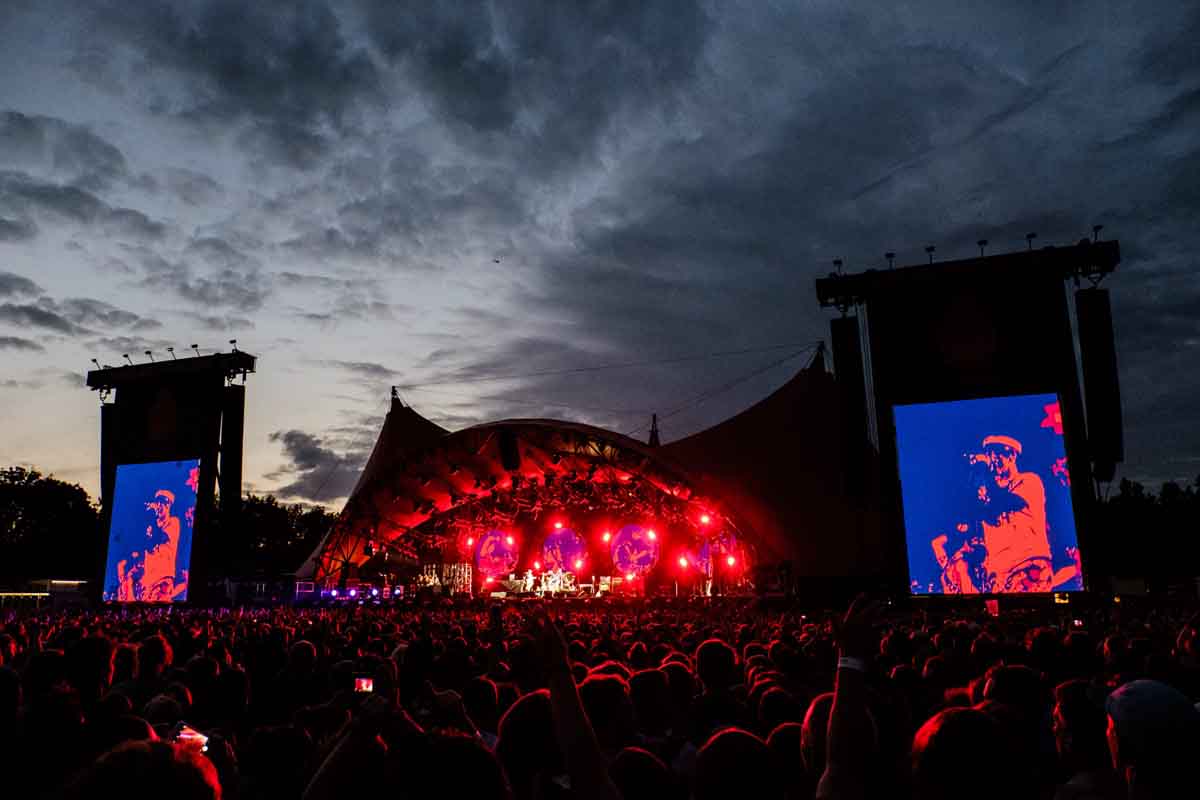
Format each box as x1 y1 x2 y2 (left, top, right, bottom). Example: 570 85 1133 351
102 459 200 602
894 393 1083 595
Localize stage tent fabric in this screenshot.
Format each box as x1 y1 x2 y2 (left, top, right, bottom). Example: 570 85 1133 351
300 359 884 585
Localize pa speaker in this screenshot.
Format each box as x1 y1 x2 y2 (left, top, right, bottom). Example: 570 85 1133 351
1075 288 1123 481
831 315 868 501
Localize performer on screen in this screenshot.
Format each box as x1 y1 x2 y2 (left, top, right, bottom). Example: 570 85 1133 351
931 435 1053 593
140 489 187 601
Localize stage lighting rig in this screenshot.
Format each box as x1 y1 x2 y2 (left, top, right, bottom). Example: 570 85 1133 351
816 238 1119 311
167 347 176 359
122 354 133 365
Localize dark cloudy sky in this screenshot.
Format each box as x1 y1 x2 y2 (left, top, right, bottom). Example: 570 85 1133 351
1 0 1197 505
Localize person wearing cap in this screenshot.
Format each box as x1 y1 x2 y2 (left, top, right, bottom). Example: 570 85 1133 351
142 488 185 602
932 434 1052 593
1105 679 1200 798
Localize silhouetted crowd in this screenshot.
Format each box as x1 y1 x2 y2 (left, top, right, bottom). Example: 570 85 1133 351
2 597 1199 800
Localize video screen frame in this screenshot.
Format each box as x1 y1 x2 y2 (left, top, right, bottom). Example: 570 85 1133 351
102 458 201 603
893 392 1084 596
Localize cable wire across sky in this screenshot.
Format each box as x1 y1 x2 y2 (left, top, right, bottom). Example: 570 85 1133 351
394 342 820 389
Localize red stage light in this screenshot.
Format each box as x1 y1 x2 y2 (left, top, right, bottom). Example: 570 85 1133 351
534 561 541 570
625 573 635 582
678 556 688 568
466 537 474 546
554 521 563 529
700 513 711 525
602 531 611 542
726 555 736 567
485 576 494 583
574 558 584 569
506 535 514 546
647 529 657 540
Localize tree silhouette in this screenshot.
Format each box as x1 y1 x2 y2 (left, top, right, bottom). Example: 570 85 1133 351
0 467 98 579
208 493 335 575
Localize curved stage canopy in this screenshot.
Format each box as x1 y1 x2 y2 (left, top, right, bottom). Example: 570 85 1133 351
302 356 885 586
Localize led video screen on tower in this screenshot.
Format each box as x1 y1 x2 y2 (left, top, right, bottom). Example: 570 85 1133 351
102 459 200 603
894 394 1083 595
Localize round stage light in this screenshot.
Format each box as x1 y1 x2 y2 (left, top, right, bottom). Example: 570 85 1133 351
574 558 584 570
542 526 586 573
602 531 612 543
554 521 563 529
475 530 519 578
348 588 357 598
534 561 541 571
726 555 736 567
679 556 689 568
611 524 660 577
647 529 657 540
700 513 711 525
331 589 339 597
466 537 474 547
625 573 635 582
371 588 379 597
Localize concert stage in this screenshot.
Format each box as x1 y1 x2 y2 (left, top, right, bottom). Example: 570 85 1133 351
295 238 1122 603
297 350 880 601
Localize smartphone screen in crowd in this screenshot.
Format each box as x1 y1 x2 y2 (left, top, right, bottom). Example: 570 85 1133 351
172 723 209 753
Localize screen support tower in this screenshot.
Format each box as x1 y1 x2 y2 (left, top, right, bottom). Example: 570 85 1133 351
816 238 1121 594
87 349 256 604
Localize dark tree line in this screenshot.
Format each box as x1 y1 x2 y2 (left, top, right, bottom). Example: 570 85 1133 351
0 467 98 580
0 467 335 582
1087 475 1200 587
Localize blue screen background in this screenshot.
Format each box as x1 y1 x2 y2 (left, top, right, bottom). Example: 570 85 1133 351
102 459 199 602
894 394 1081 594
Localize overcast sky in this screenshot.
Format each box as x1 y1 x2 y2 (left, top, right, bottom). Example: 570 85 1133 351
1 0 1197 506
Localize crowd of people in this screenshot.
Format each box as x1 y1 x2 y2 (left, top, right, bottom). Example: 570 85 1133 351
1 595 1199 799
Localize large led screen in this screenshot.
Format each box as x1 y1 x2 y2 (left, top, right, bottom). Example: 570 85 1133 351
102 459 200 602
895 394 1083 595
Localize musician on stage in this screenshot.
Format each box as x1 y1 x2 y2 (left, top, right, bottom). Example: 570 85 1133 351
931 434 1053 593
